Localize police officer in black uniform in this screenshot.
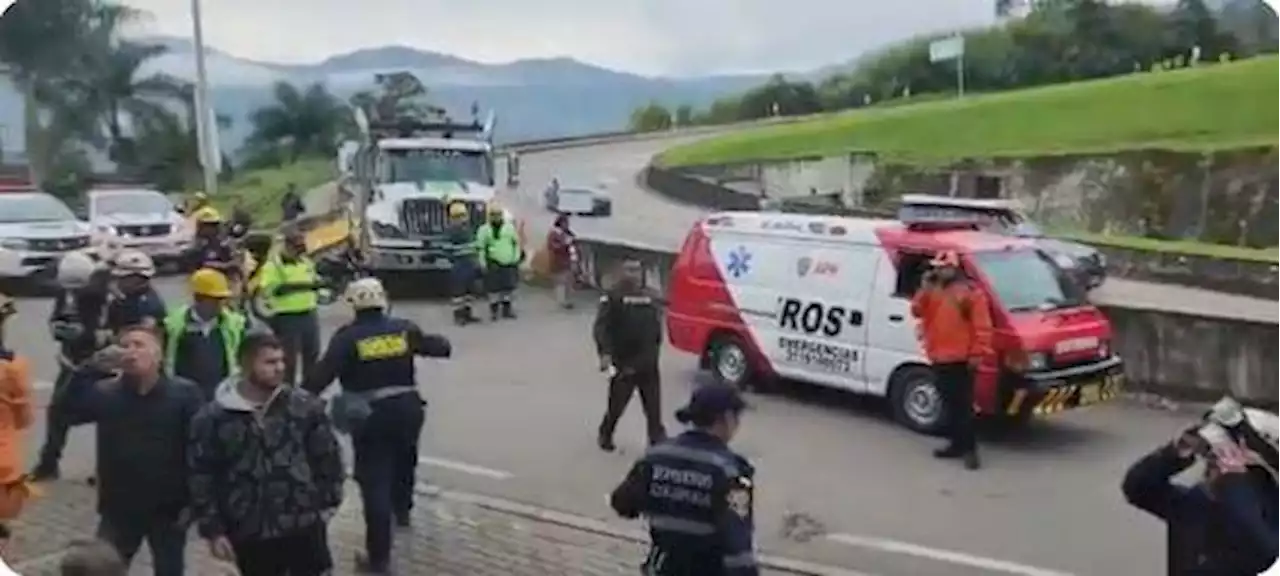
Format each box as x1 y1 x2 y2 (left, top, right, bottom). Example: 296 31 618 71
104 250 167 335
594 258 666 451
610 384 758 576
303 277 452 575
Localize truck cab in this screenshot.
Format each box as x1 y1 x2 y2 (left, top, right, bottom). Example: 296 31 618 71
346 116 512 275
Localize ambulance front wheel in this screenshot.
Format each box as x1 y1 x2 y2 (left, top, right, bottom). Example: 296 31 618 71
707 335 755 391
889 365 947 436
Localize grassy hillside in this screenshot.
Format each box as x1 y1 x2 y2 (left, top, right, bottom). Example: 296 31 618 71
659 56 1279 166
208 159 333 227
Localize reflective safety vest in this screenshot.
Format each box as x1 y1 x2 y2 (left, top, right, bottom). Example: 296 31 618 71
162 306 246 376
260 256 319 314
475 221 521 266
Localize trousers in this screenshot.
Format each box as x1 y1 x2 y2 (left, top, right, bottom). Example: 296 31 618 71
98 514 187 576
934 362 977 453
270 311 320 385
599 363 666 444
232 523 332 576
352 393 425 568
37 367 76 468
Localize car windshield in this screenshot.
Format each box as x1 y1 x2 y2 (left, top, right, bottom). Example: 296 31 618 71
93 192 174 215
0 194 76 223
383 148 492 185
971 248 1085 312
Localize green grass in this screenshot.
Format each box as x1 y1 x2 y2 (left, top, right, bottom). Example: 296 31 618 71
1059 230 1280 264
658 56 1279 166
208 159 334 227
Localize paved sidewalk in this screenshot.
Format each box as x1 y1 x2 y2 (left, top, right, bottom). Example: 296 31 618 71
4 479 650 576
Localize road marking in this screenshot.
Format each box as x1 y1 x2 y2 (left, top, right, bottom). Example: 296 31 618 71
418 455 513 480
826 533 1075 576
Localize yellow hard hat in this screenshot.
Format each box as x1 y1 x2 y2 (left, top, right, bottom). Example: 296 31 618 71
448 201 468 218
193 206 223 223
190 268 232 298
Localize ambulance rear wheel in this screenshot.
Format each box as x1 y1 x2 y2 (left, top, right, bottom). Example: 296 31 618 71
889 365 947 436
708 335 753 391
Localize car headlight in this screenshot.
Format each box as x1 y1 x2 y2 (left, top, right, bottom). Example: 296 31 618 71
370 220 408 239
0 239 29 251
1027 352 1050 371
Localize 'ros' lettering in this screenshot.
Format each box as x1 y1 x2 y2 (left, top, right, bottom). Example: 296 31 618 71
778 298 863 337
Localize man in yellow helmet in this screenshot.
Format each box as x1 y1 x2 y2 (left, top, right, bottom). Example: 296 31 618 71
444 200 481 325
258 231 324 385
163 268 247 399
475 202 523 321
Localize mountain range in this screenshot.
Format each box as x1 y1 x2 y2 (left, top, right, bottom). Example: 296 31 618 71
0 37 776 161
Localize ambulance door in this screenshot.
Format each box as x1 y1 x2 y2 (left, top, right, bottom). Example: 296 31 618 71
864 249 933 397
767 239 877 393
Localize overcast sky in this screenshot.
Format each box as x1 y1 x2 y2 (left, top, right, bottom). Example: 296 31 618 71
118 0 1003 76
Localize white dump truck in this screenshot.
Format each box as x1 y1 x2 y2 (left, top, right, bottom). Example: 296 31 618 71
341 107 524 282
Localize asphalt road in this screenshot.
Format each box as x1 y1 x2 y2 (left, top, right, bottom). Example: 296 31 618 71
14 284 1188 576
501 134 1277 324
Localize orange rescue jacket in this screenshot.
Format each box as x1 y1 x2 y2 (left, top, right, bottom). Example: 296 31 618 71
910 282 994 364
0 353 34 520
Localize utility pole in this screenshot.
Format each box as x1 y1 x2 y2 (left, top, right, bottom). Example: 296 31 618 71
190 0 219 195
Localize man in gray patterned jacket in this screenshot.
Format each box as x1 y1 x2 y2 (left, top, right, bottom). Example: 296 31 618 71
187 332 345 576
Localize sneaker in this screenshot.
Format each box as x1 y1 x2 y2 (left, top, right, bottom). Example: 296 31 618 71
597 435 617 452
964 451 981 471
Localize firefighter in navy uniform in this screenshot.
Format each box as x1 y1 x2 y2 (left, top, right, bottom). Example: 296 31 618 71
104 250 166 335
595 258 666 451
303 278 452 575
444 200 481 325
610 384 758 576
32 252 109 480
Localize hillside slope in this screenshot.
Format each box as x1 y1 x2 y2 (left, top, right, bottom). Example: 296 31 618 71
660 56 1279 166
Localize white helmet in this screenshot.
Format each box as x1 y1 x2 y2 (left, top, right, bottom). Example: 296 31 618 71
112 249 156 278
56 252 98 289
344 278 387 311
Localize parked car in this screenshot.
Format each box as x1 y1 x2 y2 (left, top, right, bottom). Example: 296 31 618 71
897 195 1107 289
88 187 193 268
0 192 97 283
543 182 612 216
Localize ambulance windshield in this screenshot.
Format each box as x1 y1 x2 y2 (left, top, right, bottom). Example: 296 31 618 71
972 248 1085 312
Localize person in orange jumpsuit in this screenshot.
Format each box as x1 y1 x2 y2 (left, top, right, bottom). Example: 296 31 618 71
911 250 993 471
0 292 38 534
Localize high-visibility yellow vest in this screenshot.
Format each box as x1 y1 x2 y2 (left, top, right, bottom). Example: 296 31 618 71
260 256 319 314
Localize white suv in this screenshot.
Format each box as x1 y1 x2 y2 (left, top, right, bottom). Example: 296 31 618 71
0 192 97 281
88 188 192 266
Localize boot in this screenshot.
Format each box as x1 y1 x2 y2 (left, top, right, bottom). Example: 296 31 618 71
932 445 963 459
354 552 391 575
461 305 480 324
963 449 981 471
501 300 517 319
489 302 500 321
452 308 467 326
597 433 617 453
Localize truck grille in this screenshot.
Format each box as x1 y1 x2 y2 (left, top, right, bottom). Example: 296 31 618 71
29 236 91 252
401 199 486 236
118 224 172 238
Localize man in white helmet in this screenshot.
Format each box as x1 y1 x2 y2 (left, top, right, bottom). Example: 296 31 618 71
303 278 451 573
1122 397 1278 574
32 253 111 480
104 250 166 336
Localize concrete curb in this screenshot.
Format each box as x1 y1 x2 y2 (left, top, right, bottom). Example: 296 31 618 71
415 483 877 576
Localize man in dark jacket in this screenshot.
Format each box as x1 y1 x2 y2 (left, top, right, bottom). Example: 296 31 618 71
280 184 306 222
594 258 666 452
1122 425 1279 575
62 326 205 576
189 332 344 576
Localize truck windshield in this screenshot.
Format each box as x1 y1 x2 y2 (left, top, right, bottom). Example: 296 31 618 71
971 248 1085 312
384 148 492 185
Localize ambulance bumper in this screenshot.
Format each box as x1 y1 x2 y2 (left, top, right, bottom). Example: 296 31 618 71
1001 355 1125 417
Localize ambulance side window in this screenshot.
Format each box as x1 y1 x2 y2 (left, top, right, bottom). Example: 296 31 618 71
893 251 934 298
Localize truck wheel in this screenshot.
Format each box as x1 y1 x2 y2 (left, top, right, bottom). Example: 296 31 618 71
889 365 947 435
708 335 753 390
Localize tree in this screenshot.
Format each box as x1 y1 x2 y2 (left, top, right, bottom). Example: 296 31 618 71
628 103 673 132
244 81 350 166
369 71 445 122
81 40 188 173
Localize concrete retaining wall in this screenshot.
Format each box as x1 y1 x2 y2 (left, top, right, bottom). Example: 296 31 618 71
572 236 1278 405
647 165 1279 298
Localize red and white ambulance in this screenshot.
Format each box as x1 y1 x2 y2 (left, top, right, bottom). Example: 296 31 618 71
665 210 1125 434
